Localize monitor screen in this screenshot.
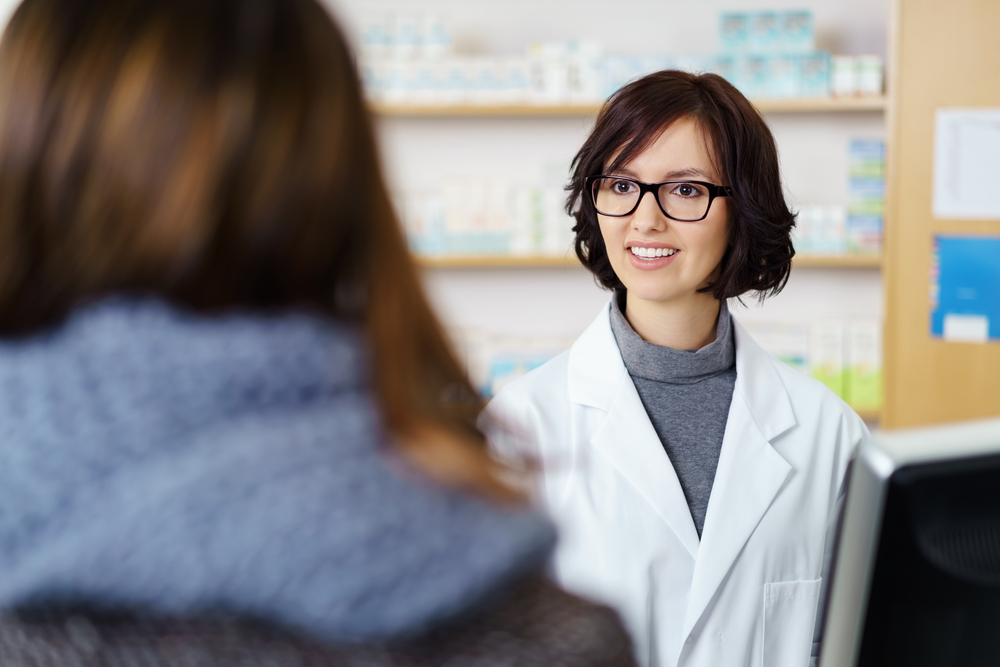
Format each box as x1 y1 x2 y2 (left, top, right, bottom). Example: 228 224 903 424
819 417 1000 667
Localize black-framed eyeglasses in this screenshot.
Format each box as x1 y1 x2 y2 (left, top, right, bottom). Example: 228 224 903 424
586 175 733 222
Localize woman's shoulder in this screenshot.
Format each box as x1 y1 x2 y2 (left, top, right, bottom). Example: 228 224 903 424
494 348 573 408
0 299 557 645
733 318 869 439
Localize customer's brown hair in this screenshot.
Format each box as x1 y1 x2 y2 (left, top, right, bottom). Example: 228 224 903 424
0 0 510 498
567 70 795 300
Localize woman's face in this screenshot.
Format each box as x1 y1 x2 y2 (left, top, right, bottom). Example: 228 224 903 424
597 116 731 309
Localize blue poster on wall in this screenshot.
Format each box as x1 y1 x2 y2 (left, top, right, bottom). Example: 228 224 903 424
930 235 1000 343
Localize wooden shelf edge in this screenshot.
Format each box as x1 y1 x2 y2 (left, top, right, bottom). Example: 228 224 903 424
372 96 885 117
417 253 881 269
371 103 601 117
754 96 886 113
793 254 883 268
416 254 581 268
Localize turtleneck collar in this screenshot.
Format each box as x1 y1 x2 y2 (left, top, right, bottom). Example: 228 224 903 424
609 291 735 385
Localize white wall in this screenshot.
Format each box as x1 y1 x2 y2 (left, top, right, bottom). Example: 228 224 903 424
327 0 887 341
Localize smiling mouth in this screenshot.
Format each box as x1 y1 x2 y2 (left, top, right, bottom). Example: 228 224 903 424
630 247 678 259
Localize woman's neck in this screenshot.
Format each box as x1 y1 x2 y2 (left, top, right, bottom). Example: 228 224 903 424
623 292 722 350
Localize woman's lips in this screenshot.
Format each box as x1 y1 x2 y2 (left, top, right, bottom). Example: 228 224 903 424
626 246 680 271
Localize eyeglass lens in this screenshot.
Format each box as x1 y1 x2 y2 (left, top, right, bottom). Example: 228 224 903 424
592 177 713 221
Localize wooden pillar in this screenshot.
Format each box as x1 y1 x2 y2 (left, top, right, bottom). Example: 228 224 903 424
882 0 1000 428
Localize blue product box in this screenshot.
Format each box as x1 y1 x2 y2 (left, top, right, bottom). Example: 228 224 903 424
750 12 781 54
799 52 831 97
848 139 886 177
782 10 815 53
720 12 749 53
768 54 800 98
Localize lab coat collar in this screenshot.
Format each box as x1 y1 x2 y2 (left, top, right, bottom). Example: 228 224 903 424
567 302 622 410
568 302 701 559
567 302 797 437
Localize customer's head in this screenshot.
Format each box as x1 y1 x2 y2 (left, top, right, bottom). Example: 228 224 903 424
0 0 502 495
567 70 795 303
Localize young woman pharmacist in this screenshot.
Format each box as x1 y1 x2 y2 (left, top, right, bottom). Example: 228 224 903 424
487 71 869 667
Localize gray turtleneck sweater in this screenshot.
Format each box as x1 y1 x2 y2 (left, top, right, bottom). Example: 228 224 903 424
609 292 737 537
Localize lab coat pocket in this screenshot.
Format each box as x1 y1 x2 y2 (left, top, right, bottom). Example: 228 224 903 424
762 578 822 667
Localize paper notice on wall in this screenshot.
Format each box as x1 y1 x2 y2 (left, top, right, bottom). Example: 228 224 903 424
933 109 1000 219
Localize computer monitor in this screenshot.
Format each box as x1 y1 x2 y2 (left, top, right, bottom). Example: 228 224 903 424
818 416 1000 667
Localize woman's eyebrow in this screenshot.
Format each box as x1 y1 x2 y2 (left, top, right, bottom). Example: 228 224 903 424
606 168 641 179
605 167 718 181
662 168 715 181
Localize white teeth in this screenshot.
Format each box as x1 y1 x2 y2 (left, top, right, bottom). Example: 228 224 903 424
630 247 676 258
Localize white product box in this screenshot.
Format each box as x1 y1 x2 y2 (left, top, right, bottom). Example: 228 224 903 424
440 58 471 105
388 13 419 60
855 55 883 96
471 58 503 106
359 13 389 60
528 42 569 105
499 58 531 105
381 60 413 105
566 41 604 104
831 55 857 97
810 321 847 397
416 13 451 59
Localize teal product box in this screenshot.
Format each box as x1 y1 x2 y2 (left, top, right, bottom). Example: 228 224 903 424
711 55 738 87
750 12 781 54
799 52 831 97
782 10 815 53
719 13 749 53
737 55 769 98
768 54 800 98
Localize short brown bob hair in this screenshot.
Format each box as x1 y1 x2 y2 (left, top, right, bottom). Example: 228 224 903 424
567 70 795 300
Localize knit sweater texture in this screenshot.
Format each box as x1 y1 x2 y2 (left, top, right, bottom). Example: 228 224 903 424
0 298 556 643
609 293 737 536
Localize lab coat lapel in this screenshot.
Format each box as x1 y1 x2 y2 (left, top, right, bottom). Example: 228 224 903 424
681 318 796 639
568 304 701 560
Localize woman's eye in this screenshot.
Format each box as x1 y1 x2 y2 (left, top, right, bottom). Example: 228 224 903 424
611 180 635 194
672 183 705 198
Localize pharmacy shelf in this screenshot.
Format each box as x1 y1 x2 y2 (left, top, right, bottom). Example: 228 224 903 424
793 254 883 268
417 253 882 269
417 254 580 268
372 102 601 116
371 96 885 117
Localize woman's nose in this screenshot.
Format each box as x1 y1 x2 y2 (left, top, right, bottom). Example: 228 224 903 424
631 190 668 232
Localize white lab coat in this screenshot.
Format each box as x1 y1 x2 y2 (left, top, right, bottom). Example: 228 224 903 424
487 302 867 667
